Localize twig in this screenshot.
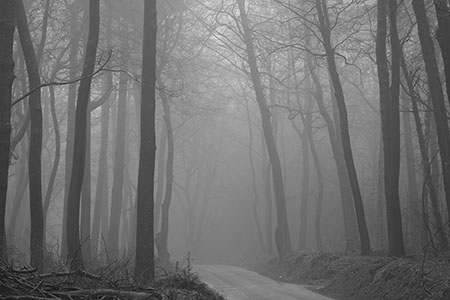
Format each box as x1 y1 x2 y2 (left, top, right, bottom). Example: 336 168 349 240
11 51 112 107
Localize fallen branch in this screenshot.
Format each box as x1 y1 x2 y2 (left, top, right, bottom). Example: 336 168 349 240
53 288 159 300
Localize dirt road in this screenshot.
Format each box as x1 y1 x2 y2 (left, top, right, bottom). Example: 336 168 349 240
195 264 334 300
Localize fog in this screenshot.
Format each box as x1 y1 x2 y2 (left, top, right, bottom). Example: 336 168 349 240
4 0 443 270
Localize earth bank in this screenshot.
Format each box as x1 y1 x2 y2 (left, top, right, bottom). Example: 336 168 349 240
245 252 450 300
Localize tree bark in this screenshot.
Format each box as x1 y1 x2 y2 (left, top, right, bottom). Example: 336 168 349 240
433 0 450 107
412 0 450 238
400 52 448 249
16 0 45 270
376 0 405 257
0 0 15 260
316 0 370 255
92 85 111 256
135 0 157 282
245 99 266 253
107 33 129 259
306 54 359 252
62 0 83 257
238 0 292 261
66 0 100 270
401 94 421 252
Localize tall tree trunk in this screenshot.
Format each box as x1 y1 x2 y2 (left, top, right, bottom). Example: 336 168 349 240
62 1 82 257
43 85 60 246
66 0 99 270
7 145 28 244
108 53 128 259
245 99 266 253
16 0 45 270
412 0 450 237
315 0 370 254
238 0 292 261
263 149 273 255
0 0 15 260
155 79 174 265
292 123 309 251
135 0 157 282
401 94 421 252
306 54 359 252
433 0 450 106
400 52 447 250
376 0 405 257
92 4 113 256
154 126 166 233
299 99 323 251
80 118 91 262
92 89 111 256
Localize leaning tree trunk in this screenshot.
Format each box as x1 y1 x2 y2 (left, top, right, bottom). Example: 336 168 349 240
16 0 45 270
412 0 450 239
0 0 15 260
315 0 370 255
306 53 359 252
238 0 292 261
400 52 448 249
434 0 450 107
66 0 99 270
135 0 157 282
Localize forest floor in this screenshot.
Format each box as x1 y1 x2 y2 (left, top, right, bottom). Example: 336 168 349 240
0 259 225 300
243 251 450 300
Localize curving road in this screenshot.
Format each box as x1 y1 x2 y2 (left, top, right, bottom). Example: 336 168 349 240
195 264 334 300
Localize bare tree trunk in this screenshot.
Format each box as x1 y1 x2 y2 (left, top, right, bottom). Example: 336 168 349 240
16 0 45 270
376 0 405 257
155 80 174 265
42 85 60 246
433 0 450 106
92 90 111 256
401 94 421 252
238 0 292 261
0 0 15 260
135 0 157 282
306 55 358 252
400 51 448 249
412 0 450 239
91 4 113 256
263 149 273 255
108 35 128 259
66 0 99 270
299 99 323 251
292 123 309 251
81 119 91 262
154 126 166 233
62 1 82 257
245 99 266 253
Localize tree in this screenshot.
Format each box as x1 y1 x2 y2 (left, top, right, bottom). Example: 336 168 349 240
15 0 45 270
412 0 450 236
0 0 15 260
314 0 370 255
107 23 129 259
238 0 293 261
135 0 157 282
66 0 100 270
61 0 83 257
375 0 405 257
